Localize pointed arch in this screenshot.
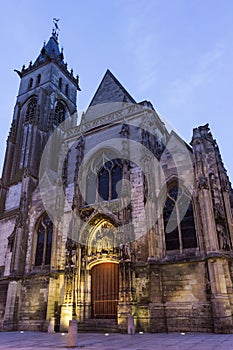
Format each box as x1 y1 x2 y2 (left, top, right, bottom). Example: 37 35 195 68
24 97 38 124
86 170 97 205
78 213 119 255
83 149 123 205
98 166 110 201
34 213 53 268
111 160 123 200
36 74 41 85
65 84 69 96
54 100 66 127
59 77 62 89
86 215 118 257
27 77 33 90
97 159 123 202
163 182 197 252
17 96 38 169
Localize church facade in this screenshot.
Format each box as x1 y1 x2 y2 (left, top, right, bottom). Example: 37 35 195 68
0 28 233 334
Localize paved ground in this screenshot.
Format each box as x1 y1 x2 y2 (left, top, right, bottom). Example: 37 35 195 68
0 331 233 350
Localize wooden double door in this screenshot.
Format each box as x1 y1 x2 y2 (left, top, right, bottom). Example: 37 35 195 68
91 262 119 318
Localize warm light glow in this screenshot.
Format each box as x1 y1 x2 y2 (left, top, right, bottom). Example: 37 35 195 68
60 305 73 331
88 258 119 269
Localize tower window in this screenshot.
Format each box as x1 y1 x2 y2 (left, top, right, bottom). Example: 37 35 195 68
35 213 53 267
65 84 69 96
54 101 66 127
25 97 37 124
59 77 62 89
28 78 33 90
36 74 41 85
163 184 197 252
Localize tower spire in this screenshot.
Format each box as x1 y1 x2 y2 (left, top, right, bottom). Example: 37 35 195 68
52 18 60 40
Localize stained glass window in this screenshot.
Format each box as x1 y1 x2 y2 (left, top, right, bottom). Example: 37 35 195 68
35 214 53 267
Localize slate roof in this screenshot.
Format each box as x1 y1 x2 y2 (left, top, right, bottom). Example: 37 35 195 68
89 69 136 106
34 34 64 65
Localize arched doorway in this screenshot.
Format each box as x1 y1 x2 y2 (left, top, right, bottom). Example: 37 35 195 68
91 262 119 319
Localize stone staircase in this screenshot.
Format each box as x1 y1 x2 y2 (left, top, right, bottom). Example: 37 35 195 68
78 318 119 333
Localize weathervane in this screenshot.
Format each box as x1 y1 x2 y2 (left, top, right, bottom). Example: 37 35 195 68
52 18 60 40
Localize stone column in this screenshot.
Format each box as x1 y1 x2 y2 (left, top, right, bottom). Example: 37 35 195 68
198 188 219 251
223 191 233 245
208 258 233 333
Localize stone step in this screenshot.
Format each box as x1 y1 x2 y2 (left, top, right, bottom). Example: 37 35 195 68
78 319 119 333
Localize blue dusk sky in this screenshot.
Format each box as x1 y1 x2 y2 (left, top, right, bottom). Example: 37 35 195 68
0 0 232 181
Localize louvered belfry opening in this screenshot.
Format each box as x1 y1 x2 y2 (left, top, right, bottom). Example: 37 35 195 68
91 262 119 319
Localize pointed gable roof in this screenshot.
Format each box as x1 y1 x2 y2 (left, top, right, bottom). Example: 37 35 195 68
34 34 64 65
89 69 136 107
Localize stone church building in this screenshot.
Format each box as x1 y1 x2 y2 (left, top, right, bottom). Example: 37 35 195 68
0 27 233 334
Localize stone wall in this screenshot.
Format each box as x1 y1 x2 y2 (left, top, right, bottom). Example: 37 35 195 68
0 216 16 274
18 276 49 331
4 183 21 211
133 260 214 333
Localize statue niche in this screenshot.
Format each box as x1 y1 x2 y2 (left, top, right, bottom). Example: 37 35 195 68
88 221 118 256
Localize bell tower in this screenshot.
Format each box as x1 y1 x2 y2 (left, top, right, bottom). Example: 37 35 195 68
0 22 80 279
0 22 80 214
0 22 81 331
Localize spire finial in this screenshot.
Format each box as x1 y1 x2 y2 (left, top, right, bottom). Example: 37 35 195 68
52 18 60 40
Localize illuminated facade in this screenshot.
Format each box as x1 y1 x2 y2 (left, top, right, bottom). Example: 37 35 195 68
0 28 233 333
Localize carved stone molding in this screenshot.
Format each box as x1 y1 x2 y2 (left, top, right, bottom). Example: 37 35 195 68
197 173 209 190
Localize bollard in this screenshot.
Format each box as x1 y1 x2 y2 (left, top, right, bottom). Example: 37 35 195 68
127 315 135 335
48 317 55 333
67 320 78 348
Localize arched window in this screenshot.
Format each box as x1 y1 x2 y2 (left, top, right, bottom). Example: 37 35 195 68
111 163 122 199
54 101 66 127
163 184 197 252
25 97 37 124
28 78 33 90
59 77 62 89
36 74 41 85
65 84 69 96
35 214 53 267
86 171 97 205
98 159 122 202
